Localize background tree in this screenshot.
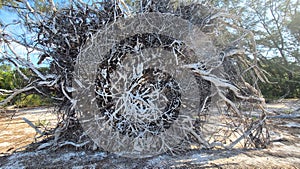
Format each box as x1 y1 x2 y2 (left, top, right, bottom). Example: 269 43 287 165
0 61 52 107
288 12 300 42
210 0 300 100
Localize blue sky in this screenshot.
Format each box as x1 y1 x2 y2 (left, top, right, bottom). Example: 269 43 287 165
1 0 297 68
0 0 95 67
0 3 49 67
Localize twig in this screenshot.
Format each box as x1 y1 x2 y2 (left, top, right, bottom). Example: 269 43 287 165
0 86 36 106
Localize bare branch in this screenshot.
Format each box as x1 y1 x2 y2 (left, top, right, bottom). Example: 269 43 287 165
0 86 36 107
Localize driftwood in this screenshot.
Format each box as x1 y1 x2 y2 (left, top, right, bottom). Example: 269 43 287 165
0 0 270 157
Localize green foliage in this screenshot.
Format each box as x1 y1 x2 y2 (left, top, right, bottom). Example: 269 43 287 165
0 64 15 90
0 64 53 107
288 13 300 42
259 58 300 100
0 0 19 9
34 119 51 128
0 0 58 14
14 93 52 107
209 0 300 100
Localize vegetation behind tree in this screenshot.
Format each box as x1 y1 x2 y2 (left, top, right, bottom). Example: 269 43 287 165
0 63 53 107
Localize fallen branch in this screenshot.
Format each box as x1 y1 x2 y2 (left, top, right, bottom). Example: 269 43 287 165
267 113 300 119
228 115 267 149
0 86 36 107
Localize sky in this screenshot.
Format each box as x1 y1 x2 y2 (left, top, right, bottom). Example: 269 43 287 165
0 0 93 67
0 3 49 67
0 0 298 69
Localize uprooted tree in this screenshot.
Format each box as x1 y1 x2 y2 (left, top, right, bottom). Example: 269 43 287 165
0 0 270 157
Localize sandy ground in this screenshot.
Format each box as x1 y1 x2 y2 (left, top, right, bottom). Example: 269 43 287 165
0 107 58 155
0 100 299 168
